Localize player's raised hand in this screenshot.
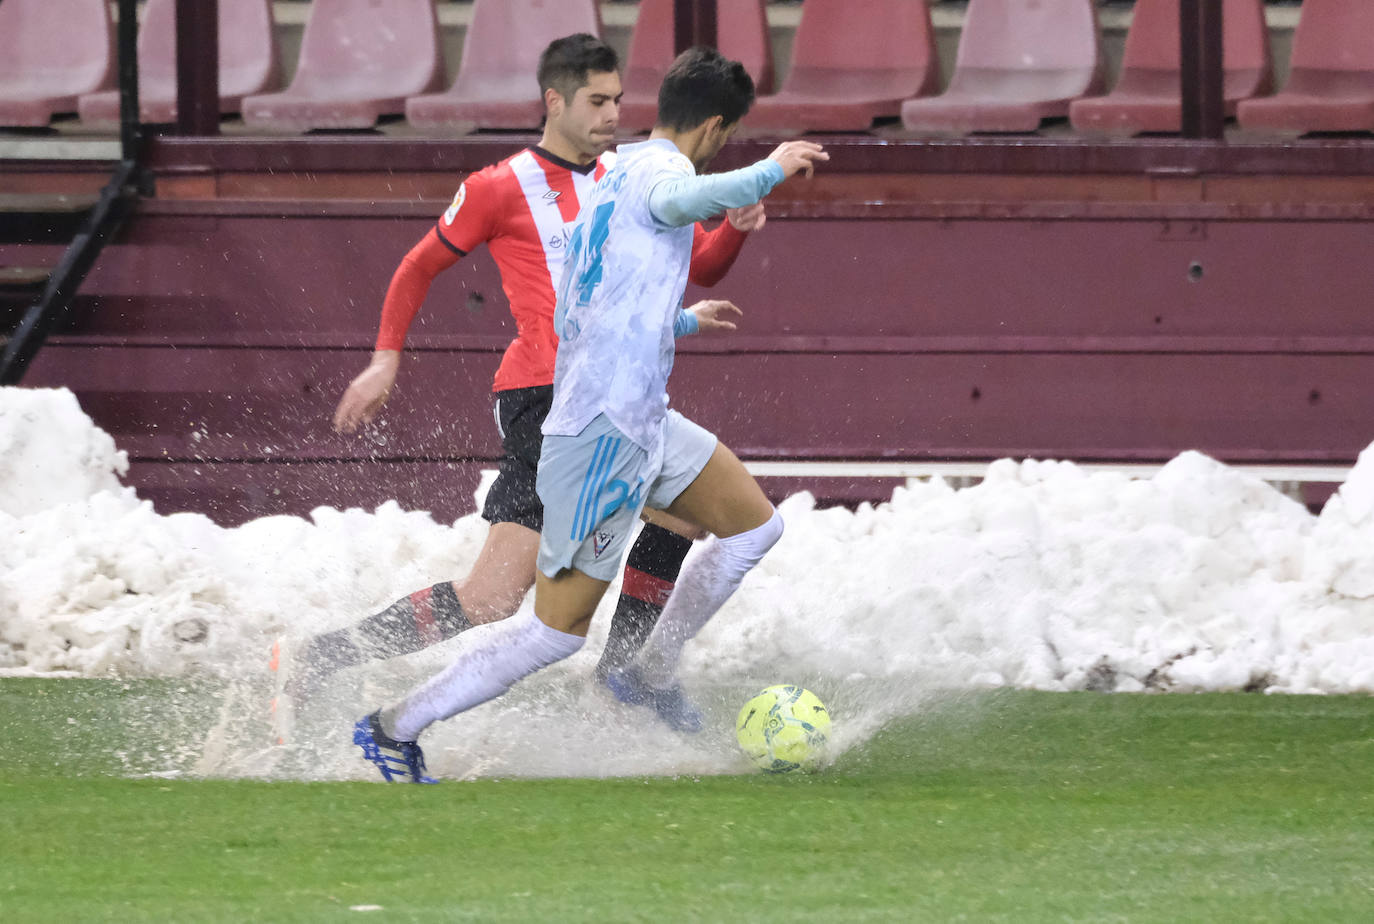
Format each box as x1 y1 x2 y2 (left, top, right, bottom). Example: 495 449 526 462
333 350 401 433
689 299 743 333
767 140 828 179
726 202 767 232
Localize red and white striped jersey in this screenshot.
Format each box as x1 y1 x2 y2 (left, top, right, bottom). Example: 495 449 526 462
435 146 614 393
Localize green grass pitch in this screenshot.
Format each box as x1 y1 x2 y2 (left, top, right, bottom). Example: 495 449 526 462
1 679 1371 922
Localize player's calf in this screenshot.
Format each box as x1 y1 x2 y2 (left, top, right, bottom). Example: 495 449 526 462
298 581 472 682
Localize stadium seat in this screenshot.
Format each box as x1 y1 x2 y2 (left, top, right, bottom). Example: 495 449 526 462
1237 1 1374 133
617 0 775 132
0 0 114 127
242 0 442 132
1069 0 1272 135
78 0 281 125
406 0 601 131
744 0 940 133
901 0 1105 133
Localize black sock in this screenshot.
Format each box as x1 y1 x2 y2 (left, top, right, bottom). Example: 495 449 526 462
302 581 472 677
594 523 694 680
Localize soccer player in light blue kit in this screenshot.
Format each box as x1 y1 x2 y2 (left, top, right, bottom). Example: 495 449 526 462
353 47 826 781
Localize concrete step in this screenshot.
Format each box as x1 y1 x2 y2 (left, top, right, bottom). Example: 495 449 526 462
0 193 97 244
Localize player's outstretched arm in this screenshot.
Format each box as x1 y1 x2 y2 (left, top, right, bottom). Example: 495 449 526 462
649 162 784 229
333 228 462 434
649 143 826 229
334 350 401 433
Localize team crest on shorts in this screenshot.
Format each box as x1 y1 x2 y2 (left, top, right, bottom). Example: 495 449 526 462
593 528 615 558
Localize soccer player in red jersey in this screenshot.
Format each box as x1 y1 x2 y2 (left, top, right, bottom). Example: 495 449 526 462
274 35 764 721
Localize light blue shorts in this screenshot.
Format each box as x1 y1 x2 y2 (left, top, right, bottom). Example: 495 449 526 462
536 410 717 581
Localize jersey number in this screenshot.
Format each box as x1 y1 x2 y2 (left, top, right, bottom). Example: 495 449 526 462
564 200 615 310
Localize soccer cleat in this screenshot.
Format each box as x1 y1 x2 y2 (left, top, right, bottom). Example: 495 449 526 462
604 666 704 733
352 712 437 784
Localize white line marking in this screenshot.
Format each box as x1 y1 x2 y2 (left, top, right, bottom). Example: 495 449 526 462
741 461 1351 483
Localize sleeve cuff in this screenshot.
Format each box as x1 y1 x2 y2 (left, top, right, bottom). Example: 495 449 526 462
674 309 700 337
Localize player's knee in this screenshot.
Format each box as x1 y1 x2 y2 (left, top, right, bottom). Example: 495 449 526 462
455 578 530 626
718 508 783 574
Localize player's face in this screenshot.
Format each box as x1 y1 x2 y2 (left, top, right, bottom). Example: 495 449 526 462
554 70 623 162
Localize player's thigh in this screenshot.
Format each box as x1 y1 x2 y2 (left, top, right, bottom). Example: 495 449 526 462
533 568 611 637
454 521 540 624
639 506 707 541
536 415 650 581
480 385 553 532
663 441 773 538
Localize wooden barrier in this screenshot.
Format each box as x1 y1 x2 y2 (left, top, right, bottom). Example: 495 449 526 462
6 134 1372 522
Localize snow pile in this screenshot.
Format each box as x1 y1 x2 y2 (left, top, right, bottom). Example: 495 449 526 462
0 386 128 517
709 454 1374 695
3 385 1374 697
0 388 488 676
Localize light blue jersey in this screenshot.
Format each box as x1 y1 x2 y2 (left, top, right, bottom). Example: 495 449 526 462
543 138 784 452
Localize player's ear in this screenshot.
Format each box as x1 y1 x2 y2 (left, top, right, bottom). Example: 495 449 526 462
544 86 566 120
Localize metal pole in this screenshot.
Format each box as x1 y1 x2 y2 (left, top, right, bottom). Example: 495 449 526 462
673 0 719 55
1198 0 1226 139
175 0 220 136
116 0 140 161
1180 0 1225 139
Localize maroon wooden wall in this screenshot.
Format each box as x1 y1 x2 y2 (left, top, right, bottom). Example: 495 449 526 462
8 137 1374 524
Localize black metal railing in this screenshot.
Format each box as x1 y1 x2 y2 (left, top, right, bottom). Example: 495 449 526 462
0 0 146 384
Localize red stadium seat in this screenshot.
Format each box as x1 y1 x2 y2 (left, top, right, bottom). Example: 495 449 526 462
0 0 114 127
744 0 940 133
1069 0 1272 135
78 0 281 125
406 0 601 131
242 0 442 132
1238 1 1374 133
617 0 775 132
901 0 1105 133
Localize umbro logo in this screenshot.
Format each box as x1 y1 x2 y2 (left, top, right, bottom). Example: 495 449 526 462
543 189 562 201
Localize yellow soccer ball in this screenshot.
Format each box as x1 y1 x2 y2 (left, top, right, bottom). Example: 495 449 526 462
735 685 831 773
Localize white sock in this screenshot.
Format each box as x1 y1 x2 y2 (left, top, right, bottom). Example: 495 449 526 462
634 509 783 689
381 609 584 742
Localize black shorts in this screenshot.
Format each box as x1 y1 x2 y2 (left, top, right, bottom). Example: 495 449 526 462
480 384 553 531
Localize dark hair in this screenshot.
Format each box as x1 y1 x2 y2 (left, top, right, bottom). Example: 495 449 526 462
538 34 619 101
655 46 755 132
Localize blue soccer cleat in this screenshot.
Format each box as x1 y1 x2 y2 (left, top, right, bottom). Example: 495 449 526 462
605 666 703 733
352 712 437 783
